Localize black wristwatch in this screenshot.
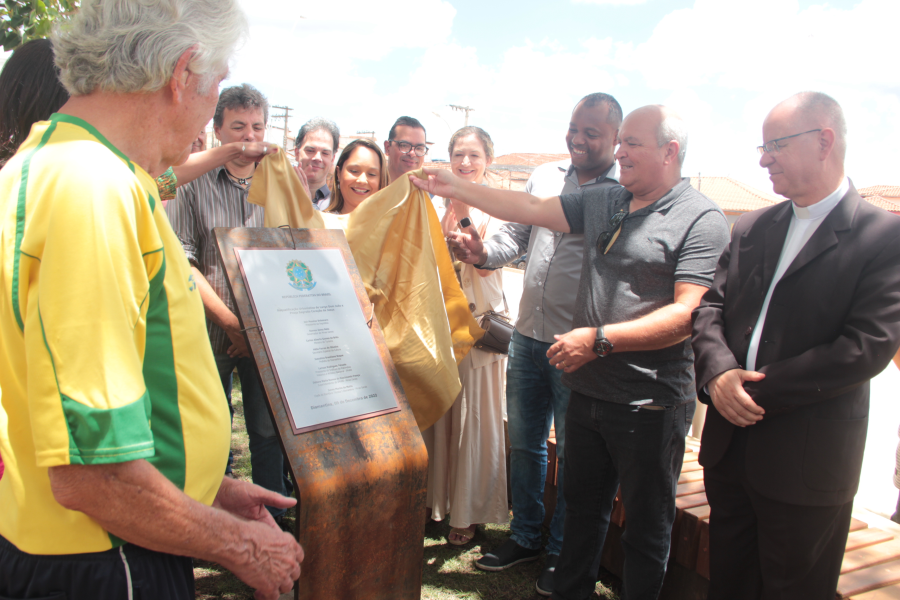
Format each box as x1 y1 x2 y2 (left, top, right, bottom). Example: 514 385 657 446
459 217 472 229
593 326 614 357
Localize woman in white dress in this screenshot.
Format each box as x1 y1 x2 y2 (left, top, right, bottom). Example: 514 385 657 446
425 126 509 545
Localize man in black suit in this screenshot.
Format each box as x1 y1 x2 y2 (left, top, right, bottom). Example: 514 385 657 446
692 91 900 599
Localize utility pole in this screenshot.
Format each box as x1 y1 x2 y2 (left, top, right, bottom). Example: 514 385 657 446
448 104 474 126
269 105 294 151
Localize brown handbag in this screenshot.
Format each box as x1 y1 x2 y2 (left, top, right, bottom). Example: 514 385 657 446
474 294 513 354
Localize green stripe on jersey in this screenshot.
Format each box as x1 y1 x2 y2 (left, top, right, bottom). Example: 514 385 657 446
12 121 58 330
62 393 155 463
141 250 187 490
49 113 135 173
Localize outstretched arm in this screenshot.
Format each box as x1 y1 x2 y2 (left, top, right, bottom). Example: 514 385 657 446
409 168 571 233
172 142 278 187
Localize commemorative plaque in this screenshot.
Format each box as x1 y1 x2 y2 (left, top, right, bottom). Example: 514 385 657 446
235 247 399 433
216 227 427 600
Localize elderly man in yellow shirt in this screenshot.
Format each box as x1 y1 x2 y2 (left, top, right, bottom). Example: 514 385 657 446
0 1 303 599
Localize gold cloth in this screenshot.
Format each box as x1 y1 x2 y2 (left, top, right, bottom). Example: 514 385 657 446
248 149 483 430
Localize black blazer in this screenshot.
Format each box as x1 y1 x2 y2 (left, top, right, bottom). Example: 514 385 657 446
691 184 900 506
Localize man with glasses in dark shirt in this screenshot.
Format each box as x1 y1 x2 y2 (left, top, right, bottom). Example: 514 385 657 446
384 116 428 182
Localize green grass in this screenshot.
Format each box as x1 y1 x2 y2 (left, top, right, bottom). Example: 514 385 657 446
193 373 620 599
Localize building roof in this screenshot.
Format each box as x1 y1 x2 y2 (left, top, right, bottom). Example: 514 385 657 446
859 185 900 199
861 194 900 213
689 176 780 213
493 153 569 167
422 161 452 171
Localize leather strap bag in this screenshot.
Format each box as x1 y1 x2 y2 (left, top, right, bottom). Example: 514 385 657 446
474 294 513 354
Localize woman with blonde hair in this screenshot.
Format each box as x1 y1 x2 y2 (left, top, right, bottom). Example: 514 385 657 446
425 126 509 545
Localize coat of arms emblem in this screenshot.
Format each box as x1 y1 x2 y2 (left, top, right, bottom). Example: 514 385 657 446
286 259 316 291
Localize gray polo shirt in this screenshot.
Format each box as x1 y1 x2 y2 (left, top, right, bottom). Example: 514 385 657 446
559 178 729 405
480 160 618 343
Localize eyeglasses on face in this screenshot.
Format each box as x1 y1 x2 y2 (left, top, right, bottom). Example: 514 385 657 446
389 140 429 157
597 209 627 255
757 129 822 156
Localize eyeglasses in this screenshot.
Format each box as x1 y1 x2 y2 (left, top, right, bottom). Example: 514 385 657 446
757 129 821 156
597 210 627 255
389 140 429 157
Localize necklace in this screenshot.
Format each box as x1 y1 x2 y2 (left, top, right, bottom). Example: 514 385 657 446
224 167 253 186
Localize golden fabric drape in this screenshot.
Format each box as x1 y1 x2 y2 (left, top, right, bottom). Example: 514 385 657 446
248 148 483 430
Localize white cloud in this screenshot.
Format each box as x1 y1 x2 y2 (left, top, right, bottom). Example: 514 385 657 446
614 0 900 189
572 0 647 5
226 0 898 188
399 36 621 158
230 0 456 113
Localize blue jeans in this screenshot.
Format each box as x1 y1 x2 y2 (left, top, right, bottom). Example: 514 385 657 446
216 355 292 518
507 330 570 556
553 392 686 600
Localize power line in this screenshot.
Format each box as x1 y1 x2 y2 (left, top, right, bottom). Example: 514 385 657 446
269 105 294 151
448 104 475 127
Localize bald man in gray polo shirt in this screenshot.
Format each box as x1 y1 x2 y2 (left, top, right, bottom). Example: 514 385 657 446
414 104 729 600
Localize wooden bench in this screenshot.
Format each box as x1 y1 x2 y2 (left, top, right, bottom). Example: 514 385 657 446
542 441 900 599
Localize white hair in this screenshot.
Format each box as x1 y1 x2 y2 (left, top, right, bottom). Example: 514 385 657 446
657 110 688 165
52 0 248 96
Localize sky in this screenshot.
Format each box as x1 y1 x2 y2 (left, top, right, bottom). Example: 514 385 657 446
225 0 899 194
2 0 897 194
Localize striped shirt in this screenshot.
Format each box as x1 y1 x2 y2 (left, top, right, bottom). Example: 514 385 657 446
166 167 264 355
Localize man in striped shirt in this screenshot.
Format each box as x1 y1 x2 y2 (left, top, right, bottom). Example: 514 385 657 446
167 84 293 522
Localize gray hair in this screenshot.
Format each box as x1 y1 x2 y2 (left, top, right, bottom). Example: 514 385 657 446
657 109 688 165
791 91 847 162
52 0 248 96
296 117 340 153
214 84 269 128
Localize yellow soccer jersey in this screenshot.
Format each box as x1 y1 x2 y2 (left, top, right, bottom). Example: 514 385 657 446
0 114 231 554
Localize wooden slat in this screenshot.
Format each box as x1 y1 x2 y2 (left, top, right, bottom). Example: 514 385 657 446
675 491 709 511
678 469 705 484
681 461 703 474
696 520 710 579
683 453 699 464
849 585 900 599
851 518 870 532
846 530 896 553
676 480 706 498
843 540 900 575
675 504 710 570
838 559 900 598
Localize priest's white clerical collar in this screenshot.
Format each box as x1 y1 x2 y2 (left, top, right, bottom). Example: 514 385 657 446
792 177 849 220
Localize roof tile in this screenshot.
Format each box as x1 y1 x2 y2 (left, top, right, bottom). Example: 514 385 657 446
689 176 780 213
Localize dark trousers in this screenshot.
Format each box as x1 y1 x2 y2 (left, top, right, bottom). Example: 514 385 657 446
552 393 687 600
0 535 193 600
705 430 853 600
